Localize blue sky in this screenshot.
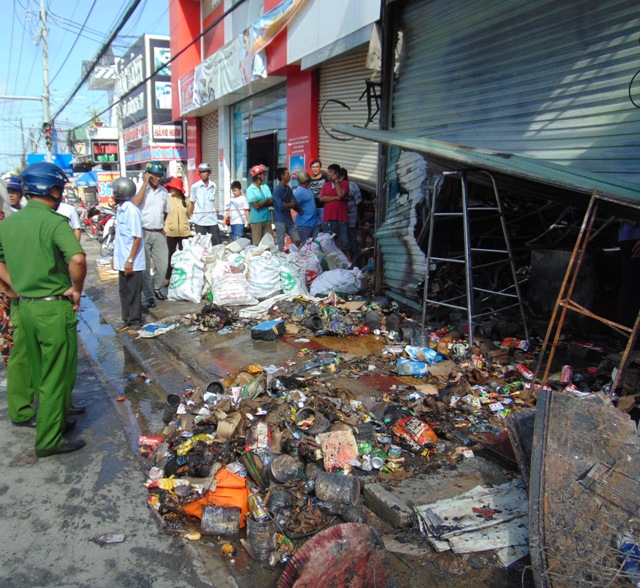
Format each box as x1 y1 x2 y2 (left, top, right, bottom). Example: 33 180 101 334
1 0 170 173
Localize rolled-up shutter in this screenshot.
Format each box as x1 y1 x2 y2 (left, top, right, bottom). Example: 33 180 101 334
318 45 379 189
200 111 221 210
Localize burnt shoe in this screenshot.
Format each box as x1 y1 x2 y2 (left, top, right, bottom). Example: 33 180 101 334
36 438 86 458
69 402 86 415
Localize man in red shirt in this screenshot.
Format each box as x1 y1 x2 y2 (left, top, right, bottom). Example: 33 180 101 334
319 163 351 261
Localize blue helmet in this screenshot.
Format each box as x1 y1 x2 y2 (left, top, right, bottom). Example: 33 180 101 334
5 175 22 191
21 162 68 197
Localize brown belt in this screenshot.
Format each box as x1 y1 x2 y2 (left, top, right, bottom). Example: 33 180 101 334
144 228 164 233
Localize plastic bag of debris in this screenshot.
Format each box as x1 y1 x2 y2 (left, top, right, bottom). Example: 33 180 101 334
279 254 309 297
168 235 210 303
310 268 362 297
247 251 282 300
209 260 258 306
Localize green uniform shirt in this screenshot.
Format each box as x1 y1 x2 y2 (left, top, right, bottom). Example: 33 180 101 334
0 200 85 297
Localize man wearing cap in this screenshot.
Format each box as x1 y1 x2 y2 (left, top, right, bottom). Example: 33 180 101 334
131 161 170 308
0 162 87 457
247 164 273 245
190 163 221 245
5 175 26 213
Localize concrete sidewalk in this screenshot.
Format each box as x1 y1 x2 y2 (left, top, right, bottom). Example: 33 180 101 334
0 340 231 587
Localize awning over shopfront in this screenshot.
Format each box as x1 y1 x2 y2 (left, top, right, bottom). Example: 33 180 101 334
75 170 98 187
334 124 640 217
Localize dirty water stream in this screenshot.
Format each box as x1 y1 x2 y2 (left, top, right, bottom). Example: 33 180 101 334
76 292 279 587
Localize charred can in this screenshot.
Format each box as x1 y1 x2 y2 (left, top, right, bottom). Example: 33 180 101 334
248 494 270 522
514 363 535 380
560 365 573 383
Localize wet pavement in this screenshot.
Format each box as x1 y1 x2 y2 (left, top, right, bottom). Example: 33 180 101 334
76 239 534 587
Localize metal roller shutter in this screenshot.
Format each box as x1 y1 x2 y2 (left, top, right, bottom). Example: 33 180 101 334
394 0 640 184
200 111 221 210
318 46 379 188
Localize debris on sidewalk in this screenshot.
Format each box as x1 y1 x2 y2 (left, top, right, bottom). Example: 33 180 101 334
90 533 126 546
414 478 529 567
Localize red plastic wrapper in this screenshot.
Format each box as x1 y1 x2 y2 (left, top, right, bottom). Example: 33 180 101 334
139 435 164 450
392 416 438 450
501 337 530 351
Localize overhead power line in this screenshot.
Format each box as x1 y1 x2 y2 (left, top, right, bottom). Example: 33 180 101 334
52 0 144 121
50 0 98 85
69 0 250 132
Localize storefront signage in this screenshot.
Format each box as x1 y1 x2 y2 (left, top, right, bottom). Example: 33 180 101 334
125 144 187 165
115 38 145 99
153 124 183 141
121 90 146 122
180 0 309 115
91 140 119 164
124 120 149 144
97 171 120 203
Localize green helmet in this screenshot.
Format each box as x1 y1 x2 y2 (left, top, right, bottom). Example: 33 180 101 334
145 161 166 175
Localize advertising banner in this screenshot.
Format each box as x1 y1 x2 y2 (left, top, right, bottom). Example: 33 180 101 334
179 0 309 115
97 171 120 203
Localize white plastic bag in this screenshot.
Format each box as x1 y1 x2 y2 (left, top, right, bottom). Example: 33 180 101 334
210 260 258 306
279 255 309 297
309 267 363 297
246 251 282 300
168 236 208 303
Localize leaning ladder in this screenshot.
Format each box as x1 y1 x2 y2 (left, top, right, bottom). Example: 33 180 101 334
421 170 529 345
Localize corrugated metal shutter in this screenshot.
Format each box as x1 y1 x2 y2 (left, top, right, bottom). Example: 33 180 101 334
394 0 640 184
377 149 429 307
200 111 221 210
319 46 379 188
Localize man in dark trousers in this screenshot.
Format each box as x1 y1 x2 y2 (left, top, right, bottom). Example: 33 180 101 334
0 162 87 457
112 177 145 331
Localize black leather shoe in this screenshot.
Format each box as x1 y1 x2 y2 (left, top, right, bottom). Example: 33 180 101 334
69 403 86 415
13 416 76 432
144 298 156 308
36 438 86 458
154 290 167 301
63 417 77 433
12 416 36 428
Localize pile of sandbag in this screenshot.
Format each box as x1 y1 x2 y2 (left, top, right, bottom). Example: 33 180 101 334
167 232 363 305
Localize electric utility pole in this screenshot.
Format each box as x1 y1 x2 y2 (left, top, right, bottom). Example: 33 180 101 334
40 0 52 161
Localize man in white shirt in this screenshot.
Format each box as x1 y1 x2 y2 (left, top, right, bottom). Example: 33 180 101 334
112 177 145 330
190 162 221 245
131 161 170 308
56 201 82 240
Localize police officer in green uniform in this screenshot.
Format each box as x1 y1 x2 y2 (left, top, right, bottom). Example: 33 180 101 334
0 162 87 457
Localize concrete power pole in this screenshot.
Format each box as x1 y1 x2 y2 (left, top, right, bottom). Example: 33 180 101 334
40 0 52 161
20 120 27 167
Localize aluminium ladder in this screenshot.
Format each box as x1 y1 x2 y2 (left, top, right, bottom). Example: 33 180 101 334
421 170 529 345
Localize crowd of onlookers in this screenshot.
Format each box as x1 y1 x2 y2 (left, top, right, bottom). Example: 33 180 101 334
133 158 369 309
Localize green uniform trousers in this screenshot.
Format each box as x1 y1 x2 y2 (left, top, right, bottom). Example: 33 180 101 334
7 299 78 456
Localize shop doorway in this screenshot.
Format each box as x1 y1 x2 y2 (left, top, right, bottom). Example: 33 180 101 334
246 132 277 185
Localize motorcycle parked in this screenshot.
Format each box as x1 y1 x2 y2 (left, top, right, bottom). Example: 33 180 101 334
99 215 116 257
82 203 114 241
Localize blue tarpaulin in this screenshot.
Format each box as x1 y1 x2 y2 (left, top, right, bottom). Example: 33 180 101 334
75 171 98 187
